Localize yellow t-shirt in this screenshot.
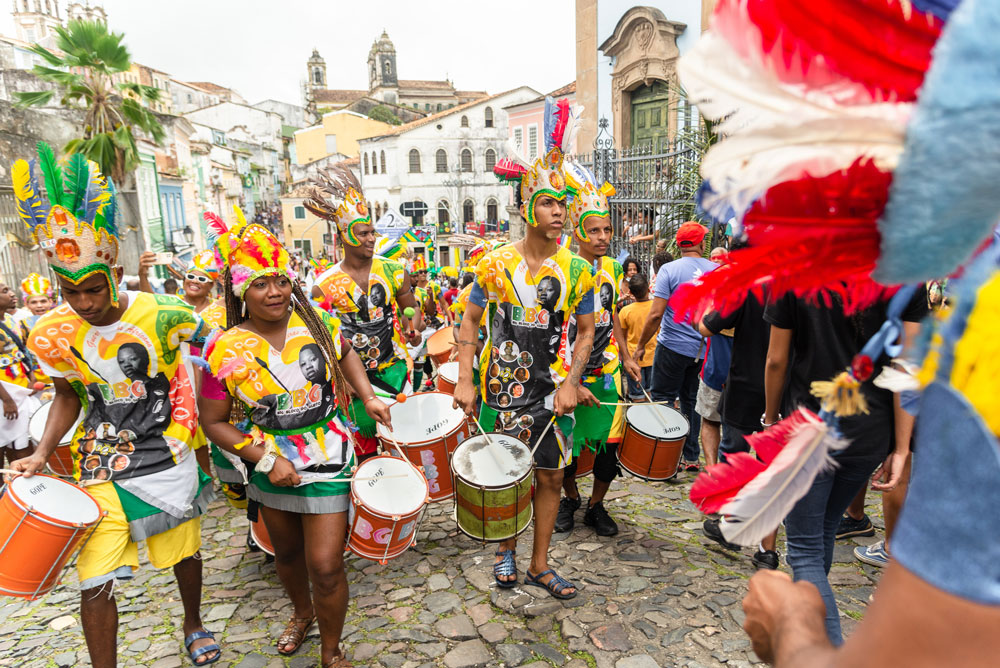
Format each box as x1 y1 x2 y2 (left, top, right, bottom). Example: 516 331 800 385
315 256 408 372
618 299 656 368
472 244 594 411
28 293 207 482
207 309 352 470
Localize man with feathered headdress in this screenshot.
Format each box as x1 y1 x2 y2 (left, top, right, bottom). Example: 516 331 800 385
11 272 55 332
552 161 641 538
305 162 424 460
452 97 596 599
9 144 221 666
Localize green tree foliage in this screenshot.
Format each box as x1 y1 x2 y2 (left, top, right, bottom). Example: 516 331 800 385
14 19 166 185
367 105 402 126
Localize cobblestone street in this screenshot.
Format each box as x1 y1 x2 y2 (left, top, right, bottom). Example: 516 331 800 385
0 473 885 668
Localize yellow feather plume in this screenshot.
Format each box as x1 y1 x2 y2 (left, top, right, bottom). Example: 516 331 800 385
810 371 870 417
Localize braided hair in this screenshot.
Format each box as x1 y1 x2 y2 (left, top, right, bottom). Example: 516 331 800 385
222 269 354 415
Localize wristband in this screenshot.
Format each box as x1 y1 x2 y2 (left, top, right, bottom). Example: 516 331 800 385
362 395 377 404
760 412 782 428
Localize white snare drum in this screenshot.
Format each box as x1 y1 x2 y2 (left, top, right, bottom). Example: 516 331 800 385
451 433 533 542
436 362 460 394
376 392 470 502
618 404 690 481
347 455 429 563
29 402 84 478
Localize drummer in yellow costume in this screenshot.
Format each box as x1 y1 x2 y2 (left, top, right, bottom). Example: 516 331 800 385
10 145 221 667
199 222 391 667
555 163 642 537
306 164 423 460
454 97 594 599
0 280 41 466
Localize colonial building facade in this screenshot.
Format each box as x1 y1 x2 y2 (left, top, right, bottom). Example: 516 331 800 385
358 86 539 267
304 32 487 116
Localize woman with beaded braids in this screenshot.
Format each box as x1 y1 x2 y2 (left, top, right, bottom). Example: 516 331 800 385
199 223 391 667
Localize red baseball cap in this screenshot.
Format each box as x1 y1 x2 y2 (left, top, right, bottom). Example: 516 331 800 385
676 221 708 248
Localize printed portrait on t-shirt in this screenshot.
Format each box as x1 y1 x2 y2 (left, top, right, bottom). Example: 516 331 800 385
253 339 337 432
599 283 614 313
536 276 561 313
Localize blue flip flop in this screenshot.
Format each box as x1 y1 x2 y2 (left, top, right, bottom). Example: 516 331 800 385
493 549 517 589
524 569 577 599
184 629 221 666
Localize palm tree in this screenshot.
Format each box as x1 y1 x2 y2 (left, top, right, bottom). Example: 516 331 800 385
14 19 166 185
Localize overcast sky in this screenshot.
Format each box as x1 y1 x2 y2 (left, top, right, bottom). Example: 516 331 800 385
0 0 577 106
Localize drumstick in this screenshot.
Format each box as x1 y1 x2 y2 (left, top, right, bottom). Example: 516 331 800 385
640 387 675 433
529 415 557 458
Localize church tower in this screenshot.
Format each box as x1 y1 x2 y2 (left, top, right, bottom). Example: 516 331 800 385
11 0 62 45
367 31 398 104
66 1 106 23
307 48 327 91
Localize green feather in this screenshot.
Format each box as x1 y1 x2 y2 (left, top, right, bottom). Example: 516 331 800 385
36 141 64 208
64 153 89 217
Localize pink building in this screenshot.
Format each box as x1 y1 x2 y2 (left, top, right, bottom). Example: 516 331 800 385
503 82 578 165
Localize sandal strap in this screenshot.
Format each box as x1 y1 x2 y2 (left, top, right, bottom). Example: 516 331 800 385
278 617 313 645
527 569 574 594
184 630 215 648
189 643 220 662
493 550 517 577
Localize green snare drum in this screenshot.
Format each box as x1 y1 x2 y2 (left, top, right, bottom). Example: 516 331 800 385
451 433 533 542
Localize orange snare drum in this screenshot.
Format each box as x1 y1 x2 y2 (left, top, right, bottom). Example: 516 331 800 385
436 362 459 395
574 446 596 479
618 404 690 481
347 456 428 564
0 474 103 599
29 402 83 478
427 327 455 365
248 508 274 556
376 392 471 502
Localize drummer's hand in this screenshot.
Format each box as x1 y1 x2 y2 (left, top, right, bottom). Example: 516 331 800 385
365 397 393 431
554 383 579 417
2 396 17 421
406 330 421 346
576 385 599 408
453 379 477 416
7 452 47 481
623 357 642 383
267 458 301 487
634 346 646 364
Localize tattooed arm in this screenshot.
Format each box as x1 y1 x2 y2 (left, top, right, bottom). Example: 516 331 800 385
555 312 595 417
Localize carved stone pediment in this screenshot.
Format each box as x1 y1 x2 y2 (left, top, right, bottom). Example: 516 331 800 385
600 6 686 147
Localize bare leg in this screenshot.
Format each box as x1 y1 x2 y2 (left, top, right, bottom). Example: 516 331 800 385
762 530 778 553
528 468 575 595
846 484 867 521
262 507 314 652
701 419 721 467
882 453 912 553
590 478 611 506
80 582 117 668
174 554 219 664
302 512 350 665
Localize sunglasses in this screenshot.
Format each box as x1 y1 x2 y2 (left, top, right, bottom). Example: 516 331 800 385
185 273 212 283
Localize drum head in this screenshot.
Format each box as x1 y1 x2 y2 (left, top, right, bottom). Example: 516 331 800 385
626 404 689 440
377 392 466 444
438 362 459 384
427 327 454 354
452 433 531 487
9 475 100 525
353 457 427 516
28 402 83 444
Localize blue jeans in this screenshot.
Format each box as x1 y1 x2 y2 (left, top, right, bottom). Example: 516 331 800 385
650 344 702 463
627 365 653 400
784 453 884 645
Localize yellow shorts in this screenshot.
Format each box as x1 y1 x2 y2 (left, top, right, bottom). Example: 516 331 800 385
77 482 202 590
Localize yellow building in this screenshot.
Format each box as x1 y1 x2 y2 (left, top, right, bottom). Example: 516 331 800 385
281 188 330 259
294 110 392 164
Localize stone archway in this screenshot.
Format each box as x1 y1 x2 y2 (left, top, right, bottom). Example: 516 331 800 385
599 7 686 148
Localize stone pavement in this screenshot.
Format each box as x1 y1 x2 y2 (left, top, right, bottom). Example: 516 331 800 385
0 473 886 667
